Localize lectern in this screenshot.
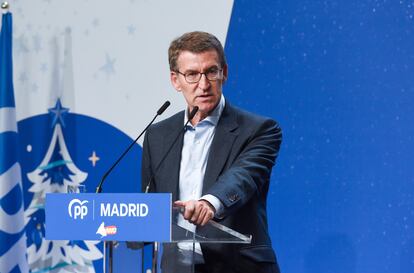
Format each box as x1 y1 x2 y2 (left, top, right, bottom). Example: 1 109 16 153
45 193 251 273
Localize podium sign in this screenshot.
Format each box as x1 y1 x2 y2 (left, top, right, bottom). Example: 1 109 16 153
45 193 171 241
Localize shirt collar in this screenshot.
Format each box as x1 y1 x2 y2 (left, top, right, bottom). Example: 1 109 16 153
184 95 225 127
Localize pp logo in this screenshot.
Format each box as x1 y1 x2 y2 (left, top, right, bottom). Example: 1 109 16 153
68 199 89 219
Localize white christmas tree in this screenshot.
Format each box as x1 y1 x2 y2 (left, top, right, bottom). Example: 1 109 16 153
24 99 102 273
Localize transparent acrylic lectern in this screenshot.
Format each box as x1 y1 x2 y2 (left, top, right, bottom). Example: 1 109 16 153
104 207 252 273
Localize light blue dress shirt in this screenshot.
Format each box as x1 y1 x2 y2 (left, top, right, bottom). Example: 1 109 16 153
177 95 225 255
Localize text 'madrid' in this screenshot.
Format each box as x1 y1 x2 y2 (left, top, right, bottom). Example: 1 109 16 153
68 200 150 219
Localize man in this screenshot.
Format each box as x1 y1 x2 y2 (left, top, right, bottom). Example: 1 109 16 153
142 31 282 273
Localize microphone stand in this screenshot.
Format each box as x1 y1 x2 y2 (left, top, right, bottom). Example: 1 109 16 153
98 101 170 273
146 106 198 273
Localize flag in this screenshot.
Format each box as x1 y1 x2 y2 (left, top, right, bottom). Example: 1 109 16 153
0 11 29 273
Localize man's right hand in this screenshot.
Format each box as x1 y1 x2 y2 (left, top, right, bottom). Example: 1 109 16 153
174 199 215 226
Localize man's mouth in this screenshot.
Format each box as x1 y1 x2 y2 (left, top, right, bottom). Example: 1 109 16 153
198 94 212 98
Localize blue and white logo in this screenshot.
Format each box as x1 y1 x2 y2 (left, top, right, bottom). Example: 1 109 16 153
46 193 171 242
68 199 89 219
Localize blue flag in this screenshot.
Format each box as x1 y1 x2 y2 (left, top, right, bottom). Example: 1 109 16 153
0 11 29 273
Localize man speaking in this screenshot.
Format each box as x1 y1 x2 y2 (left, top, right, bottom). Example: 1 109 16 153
142 31 282 273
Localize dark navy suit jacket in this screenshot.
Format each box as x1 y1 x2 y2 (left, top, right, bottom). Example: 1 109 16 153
141 102 282 273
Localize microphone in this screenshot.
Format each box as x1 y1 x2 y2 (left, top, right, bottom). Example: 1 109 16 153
96 101 171 193
157 101 170 115
144 106 199 193
187 106 199 121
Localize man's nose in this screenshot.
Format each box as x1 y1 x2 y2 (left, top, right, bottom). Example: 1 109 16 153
198 73 211 90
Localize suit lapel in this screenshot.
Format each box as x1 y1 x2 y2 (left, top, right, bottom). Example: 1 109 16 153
161 112 184 202
202 104 239 195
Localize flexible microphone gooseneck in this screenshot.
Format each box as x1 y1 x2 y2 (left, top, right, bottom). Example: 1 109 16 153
95 101 171 193
144 106 199 193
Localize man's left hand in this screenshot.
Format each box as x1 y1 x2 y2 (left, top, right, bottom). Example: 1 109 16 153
174 199 215 226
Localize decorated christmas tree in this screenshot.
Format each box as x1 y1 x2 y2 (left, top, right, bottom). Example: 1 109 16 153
24 99 102 273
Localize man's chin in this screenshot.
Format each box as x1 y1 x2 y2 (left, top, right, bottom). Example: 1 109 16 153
197 104 216 115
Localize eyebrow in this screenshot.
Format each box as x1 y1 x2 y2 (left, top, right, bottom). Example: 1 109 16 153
182 65 219 73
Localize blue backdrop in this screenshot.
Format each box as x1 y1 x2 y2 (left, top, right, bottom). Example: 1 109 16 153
224 1 414 273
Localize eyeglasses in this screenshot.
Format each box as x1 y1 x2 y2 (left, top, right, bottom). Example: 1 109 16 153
175 68 223 84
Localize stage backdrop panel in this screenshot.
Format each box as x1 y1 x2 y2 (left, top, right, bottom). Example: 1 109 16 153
2 0 413 273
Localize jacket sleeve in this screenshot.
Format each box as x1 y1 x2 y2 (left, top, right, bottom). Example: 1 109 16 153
205 118 282 217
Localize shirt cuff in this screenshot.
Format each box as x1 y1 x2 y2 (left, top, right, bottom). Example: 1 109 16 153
200 194 224 218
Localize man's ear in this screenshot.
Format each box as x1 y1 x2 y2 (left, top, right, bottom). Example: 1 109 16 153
222 64 228 83
170 71 182 91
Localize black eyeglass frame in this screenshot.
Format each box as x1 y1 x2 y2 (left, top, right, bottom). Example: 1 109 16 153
174 68 223 84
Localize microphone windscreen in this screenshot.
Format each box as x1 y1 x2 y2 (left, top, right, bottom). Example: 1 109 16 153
188 106 199 120
157 101 171 115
